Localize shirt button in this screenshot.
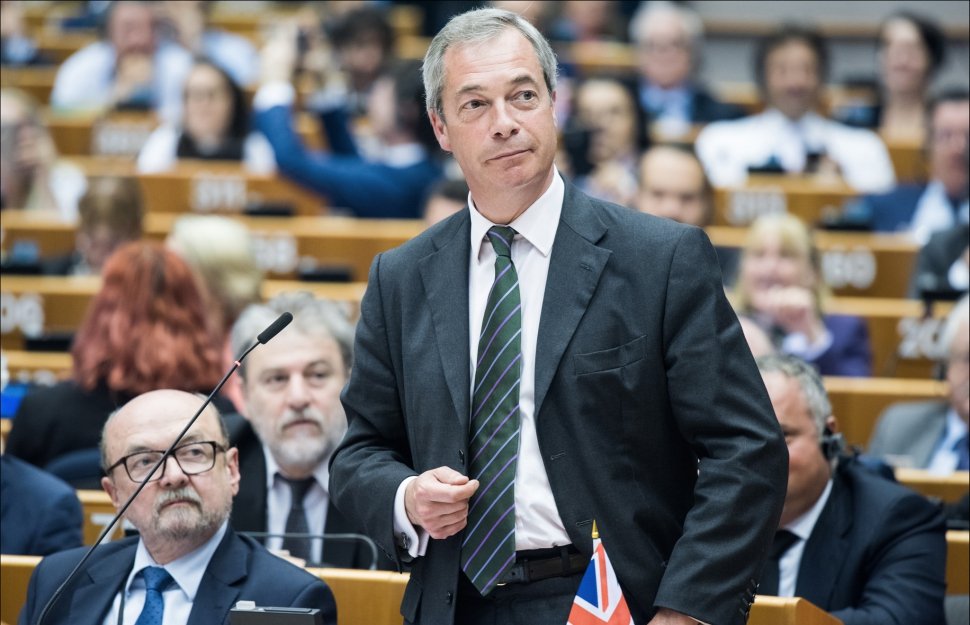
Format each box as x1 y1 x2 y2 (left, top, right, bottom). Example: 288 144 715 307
445 591 453 605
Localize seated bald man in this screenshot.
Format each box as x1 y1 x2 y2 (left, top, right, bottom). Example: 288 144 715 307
18 389 336 625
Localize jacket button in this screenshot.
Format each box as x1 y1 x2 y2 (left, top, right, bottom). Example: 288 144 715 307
445 591 453 605
458 450 465 465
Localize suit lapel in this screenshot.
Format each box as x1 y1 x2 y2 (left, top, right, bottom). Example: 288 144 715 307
68 541 135 625
229 424 269 535
797 474 851 607
534 184 611 417
188 530 246 625
418 212 472 430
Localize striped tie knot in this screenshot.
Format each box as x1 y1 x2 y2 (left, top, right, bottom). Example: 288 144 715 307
486 226 516 258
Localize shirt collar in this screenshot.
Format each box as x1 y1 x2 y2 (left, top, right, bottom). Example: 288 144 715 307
262 442 331 496
783 478 833 542
126 521 228 602
468 167 564 263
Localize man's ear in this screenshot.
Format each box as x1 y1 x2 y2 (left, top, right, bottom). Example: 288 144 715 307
428 109 452 152
102 475 121 508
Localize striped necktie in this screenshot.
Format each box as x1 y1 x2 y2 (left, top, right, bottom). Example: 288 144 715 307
461 225 522 595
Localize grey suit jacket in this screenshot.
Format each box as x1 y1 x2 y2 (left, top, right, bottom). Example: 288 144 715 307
330 180 788 625
867 400 949 469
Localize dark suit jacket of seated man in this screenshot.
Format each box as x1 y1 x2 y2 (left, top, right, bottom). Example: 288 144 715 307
18 389 336 625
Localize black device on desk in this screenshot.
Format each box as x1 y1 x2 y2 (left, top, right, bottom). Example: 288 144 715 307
230 604 323 625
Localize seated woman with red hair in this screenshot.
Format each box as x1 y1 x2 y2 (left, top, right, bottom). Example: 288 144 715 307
6 241 226 478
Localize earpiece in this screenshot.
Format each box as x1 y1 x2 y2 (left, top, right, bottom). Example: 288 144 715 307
820 426 844 461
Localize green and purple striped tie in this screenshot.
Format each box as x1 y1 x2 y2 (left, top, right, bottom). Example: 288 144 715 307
461 225 522 595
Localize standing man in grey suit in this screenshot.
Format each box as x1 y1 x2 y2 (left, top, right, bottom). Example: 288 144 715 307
329 8 788 625
869 295 969 471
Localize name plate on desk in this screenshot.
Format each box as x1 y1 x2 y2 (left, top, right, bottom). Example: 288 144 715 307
191 175 248 212
726 187 787 225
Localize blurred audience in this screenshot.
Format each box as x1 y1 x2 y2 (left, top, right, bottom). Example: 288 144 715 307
0 88 86 217
837 11 946 142
547 1 624 43
325 5 396 118
696 26 895 193
846 89 969 242
909 223 969 298
423 177 469 227
636 144 713 227
44 176 144 276
733 214 872 377
137 59 275 173
51 0 192 122
5 241 225 471
629 1 745 138
254 40 442 218
570 77 644 207
0 0 47 66
158 0 259 86
868 295 969 472
757 354 946 625
1 452 83 556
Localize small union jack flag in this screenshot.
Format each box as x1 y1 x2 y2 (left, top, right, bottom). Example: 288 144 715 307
567 522 634 625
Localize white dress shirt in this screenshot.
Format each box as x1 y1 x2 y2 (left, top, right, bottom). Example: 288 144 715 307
776 480 833 598
262 444 331 564
102 522 227 625
926 408 969 475
393 170 571 557
910 181 970 245
695 109 896 193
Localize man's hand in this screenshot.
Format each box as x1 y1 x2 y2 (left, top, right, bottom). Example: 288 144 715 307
647 608 701 625
404 467 479 540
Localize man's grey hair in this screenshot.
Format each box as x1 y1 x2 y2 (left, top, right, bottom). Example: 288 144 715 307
230 292 356 380
629 0 705 51
422 7 558 119
756 354 832 443
100 394 227 472
938 294 969 360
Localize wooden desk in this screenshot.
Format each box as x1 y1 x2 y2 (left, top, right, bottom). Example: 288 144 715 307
708 227 919 299
948 531 970 596
884 137 926 184
138 165 327 216
307 568 408 625
895 469 970 504
0 554 40 625
0 275 367 350
748 596 843 625
46 111 159 158
714 176 858 227
0 66 58 105
2 350 73 386
823 377 947 449
76 489 125 545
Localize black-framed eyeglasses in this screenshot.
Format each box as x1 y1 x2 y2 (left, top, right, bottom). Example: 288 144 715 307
106 441 227 483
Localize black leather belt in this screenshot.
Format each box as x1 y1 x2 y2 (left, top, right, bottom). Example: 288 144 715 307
496 546 587 585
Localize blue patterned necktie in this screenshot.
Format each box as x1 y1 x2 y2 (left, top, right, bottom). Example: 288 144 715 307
134 566 173 625
461 225 522 596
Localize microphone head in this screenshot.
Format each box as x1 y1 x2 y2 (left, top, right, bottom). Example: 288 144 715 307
257 312 293 344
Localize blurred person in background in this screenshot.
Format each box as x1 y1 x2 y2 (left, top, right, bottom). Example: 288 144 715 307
5 241 226 474
43 176 144 276
1 452 83 557
254 35 442 219
846 89 969 243
570 77 645 207
137 59 275 173
868 295 969 472
635 144 713 227
0 88 86 217
696 26 895 193
50 0 192 122
423 176 469 227
158 0 259 87
908 223 969 298
166 215 264 413
836 11 946 142
0 0 47 66
732 214 872 377
325 5 396 118
629 1 745 138
547 1 624 43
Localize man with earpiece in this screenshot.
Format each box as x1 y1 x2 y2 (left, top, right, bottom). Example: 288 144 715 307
756 354 947 625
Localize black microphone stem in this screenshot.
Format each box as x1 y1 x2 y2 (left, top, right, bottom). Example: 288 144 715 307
35 329 276 625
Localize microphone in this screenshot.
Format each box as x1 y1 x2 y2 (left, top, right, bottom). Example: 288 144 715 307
239 532 381 571
35 312 293 625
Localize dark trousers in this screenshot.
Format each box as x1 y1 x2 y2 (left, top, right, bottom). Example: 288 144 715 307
454 570 584 625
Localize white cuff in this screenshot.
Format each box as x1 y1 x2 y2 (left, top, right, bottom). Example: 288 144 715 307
393 476 429 558
253 82 296 111
782 326 833 362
